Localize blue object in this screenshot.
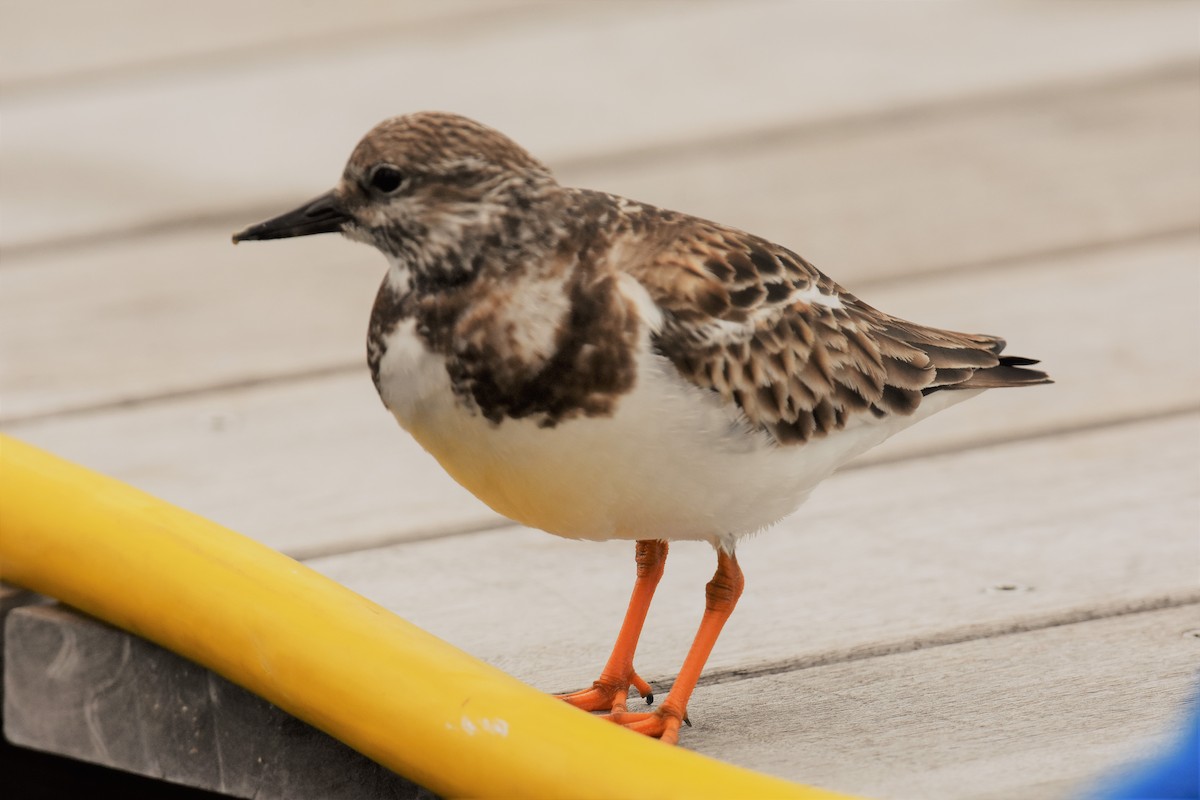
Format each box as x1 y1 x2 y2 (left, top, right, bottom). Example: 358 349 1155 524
1091 684 1200 800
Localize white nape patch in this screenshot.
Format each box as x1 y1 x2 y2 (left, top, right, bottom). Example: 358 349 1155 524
616 273 664 333
789 283 843 310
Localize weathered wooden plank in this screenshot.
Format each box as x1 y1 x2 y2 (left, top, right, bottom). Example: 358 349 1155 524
0 0 535 88
2 1 1196 250
0 582 48 714
4 74 1196 422
3 604 424 800
0 232 375 422
685 605 1200 799
302 413 1200 693
5 235 1196 556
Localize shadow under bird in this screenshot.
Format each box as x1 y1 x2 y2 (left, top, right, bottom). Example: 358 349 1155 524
233 112 1050 744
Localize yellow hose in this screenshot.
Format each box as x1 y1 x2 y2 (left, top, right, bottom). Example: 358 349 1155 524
0 434 854 799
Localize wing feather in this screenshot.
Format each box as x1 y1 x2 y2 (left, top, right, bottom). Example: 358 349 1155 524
625 222 1049 445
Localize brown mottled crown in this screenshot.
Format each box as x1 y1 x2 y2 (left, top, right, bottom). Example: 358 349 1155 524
346 112 552 179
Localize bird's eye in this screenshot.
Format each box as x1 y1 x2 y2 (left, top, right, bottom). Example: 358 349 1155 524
368 166 405 194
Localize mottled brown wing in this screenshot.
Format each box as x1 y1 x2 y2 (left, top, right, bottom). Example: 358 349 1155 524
627 221 1046 445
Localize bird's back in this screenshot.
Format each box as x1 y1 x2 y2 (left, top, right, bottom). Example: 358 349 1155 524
577 189 1049 443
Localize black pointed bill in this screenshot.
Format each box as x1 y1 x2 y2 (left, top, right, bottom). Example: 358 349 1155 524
232 191 350 243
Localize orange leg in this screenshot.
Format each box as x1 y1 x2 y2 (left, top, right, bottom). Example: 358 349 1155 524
557 539 667 713
609 548 744 744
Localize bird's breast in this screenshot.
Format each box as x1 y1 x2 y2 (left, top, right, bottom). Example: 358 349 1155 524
371 317 920 546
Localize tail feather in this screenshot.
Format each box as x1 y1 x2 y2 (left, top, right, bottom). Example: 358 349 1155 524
943 359 1052 391
996 354 1042 367
884 319 1051 394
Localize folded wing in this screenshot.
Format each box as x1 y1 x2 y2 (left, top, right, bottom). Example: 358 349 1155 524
628 221 1050 445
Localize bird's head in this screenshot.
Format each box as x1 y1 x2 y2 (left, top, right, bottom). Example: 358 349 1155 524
233 112 559 284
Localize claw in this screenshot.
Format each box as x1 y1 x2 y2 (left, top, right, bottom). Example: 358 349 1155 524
683 715 692 727
630 670 654 705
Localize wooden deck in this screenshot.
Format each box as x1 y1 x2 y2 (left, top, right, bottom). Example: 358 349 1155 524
2 2 1199 798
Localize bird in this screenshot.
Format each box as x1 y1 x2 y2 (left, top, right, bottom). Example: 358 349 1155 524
233 111 1050 744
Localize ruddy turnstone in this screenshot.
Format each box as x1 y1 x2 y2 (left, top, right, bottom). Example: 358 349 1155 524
234 112 1050 744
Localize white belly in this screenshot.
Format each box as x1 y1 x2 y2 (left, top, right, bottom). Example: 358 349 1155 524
376 319 976 549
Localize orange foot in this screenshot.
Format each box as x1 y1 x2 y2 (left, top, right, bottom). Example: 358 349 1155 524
557 670 655 713
606 706 691 745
